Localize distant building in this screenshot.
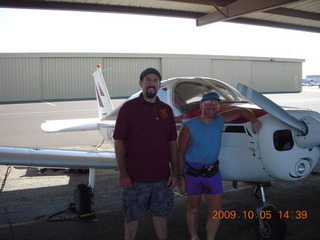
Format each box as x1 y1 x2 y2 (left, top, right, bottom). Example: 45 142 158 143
0 52 304 103
306 75 320 82
306 75 320 85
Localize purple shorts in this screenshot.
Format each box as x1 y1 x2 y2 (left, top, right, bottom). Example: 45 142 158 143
184 162 223 195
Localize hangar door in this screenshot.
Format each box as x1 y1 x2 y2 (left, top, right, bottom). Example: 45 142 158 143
0 58 41 102
41 57 103 100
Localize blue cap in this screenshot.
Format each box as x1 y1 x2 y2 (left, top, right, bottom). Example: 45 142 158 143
201 92 221 102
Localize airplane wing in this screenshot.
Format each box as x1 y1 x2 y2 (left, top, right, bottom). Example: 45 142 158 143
0 146 117 169
41 118 100 133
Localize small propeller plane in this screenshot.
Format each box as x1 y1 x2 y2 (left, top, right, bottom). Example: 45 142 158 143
1 65 319 240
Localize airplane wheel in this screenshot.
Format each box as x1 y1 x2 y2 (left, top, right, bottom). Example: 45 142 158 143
74 184 91 215
256 208 286 240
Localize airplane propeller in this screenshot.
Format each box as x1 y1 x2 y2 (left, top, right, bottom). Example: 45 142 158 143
237 83 320 149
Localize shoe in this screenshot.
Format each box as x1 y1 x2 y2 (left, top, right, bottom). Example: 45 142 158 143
38 168 47 175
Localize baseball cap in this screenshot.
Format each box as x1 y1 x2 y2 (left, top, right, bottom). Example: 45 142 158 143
201 92 221 102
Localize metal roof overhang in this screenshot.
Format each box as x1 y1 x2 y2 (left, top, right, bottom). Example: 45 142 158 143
0 0 320 33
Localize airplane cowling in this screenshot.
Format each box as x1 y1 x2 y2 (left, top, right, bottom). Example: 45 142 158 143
237 83 320 181
258 114 320 181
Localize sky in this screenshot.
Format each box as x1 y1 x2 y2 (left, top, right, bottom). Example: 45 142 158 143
0 8 319 77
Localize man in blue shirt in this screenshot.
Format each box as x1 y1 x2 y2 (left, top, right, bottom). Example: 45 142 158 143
178 92 261 240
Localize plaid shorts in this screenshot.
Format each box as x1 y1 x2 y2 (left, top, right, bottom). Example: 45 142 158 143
122 181 173 223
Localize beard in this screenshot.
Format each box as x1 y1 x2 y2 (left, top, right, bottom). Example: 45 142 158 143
146 87 157 99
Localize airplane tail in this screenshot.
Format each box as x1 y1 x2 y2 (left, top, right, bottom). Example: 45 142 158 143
93 65 114 120
41 65 114 133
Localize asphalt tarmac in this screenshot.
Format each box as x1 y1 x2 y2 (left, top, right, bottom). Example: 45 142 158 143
0 167 319 240
0 86 320 240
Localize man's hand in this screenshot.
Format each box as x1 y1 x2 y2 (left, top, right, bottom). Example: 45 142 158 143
167 173 178 190
251 119 262 134
119 173 132 190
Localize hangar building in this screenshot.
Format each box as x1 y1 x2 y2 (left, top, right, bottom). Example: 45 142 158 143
0 53 304 103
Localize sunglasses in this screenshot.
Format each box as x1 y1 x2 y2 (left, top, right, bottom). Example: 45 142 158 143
202 100 220 106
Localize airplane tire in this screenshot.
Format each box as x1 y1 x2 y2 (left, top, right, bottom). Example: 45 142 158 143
256 208 286 240
74 184 91 215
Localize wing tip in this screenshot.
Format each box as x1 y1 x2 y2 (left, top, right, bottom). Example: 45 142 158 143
41 122 55 133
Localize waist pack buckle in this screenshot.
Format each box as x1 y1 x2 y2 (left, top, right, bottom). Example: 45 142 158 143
186 160 219 178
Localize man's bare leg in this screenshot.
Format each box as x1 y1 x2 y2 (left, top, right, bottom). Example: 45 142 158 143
186 194 202 240
125 220 139 240
204 193 223 240
153 216 168 240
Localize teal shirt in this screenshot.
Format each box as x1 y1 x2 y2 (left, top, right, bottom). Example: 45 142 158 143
183 114 224 165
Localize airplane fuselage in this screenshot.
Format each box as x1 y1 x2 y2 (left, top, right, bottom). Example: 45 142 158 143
37 74 320 183
97 76 320 183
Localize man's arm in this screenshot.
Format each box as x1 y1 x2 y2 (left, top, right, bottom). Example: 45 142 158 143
169 140 179 176
167 140 178 189
221 108 262 134
114 139 132 189
177 125 191 193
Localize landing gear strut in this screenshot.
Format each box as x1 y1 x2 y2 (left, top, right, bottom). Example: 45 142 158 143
74 184 92 216
253 183 286 240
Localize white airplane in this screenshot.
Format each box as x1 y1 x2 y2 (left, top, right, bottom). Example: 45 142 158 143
1 65 319 240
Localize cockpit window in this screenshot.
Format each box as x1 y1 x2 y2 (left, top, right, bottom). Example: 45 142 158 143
173 79 246 114
157 87 168 103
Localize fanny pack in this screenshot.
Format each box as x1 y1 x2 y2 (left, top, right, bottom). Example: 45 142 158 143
185 160 219 178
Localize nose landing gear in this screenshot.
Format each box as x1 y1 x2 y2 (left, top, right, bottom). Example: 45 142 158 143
253 183 286 240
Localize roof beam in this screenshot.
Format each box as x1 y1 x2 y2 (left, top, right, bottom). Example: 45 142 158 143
228 17 320 33
0 0 204 19
196 0 301 26
1 0 319 33
265 7 320 21
164 0 238 7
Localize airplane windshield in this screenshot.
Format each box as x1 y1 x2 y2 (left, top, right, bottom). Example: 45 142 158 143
157 87 168 103
173 79 247 114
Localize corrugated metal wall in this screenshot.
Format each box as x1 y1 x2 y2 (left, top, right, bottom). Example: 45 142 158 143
0 57 41 102
0 53 303 103
162 58 211 78
252 61 302 92
211 60 252 87
42 57 103 99
103 57 161 97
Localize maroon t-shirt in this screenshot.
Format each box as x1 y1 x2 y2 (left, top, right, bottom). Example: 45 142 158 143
113 93 177 183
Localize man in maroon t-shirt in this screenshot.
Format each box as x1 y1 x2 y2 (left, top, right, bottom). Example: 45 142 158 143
113 68 179 240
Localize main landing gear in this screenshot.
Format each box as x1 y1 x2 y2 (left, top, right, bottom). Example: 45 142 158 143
253 183 286 240
73 168 96 218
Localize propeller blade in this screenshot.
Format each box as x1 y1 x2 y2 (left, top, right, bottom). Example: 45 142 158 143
237 83 307 134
